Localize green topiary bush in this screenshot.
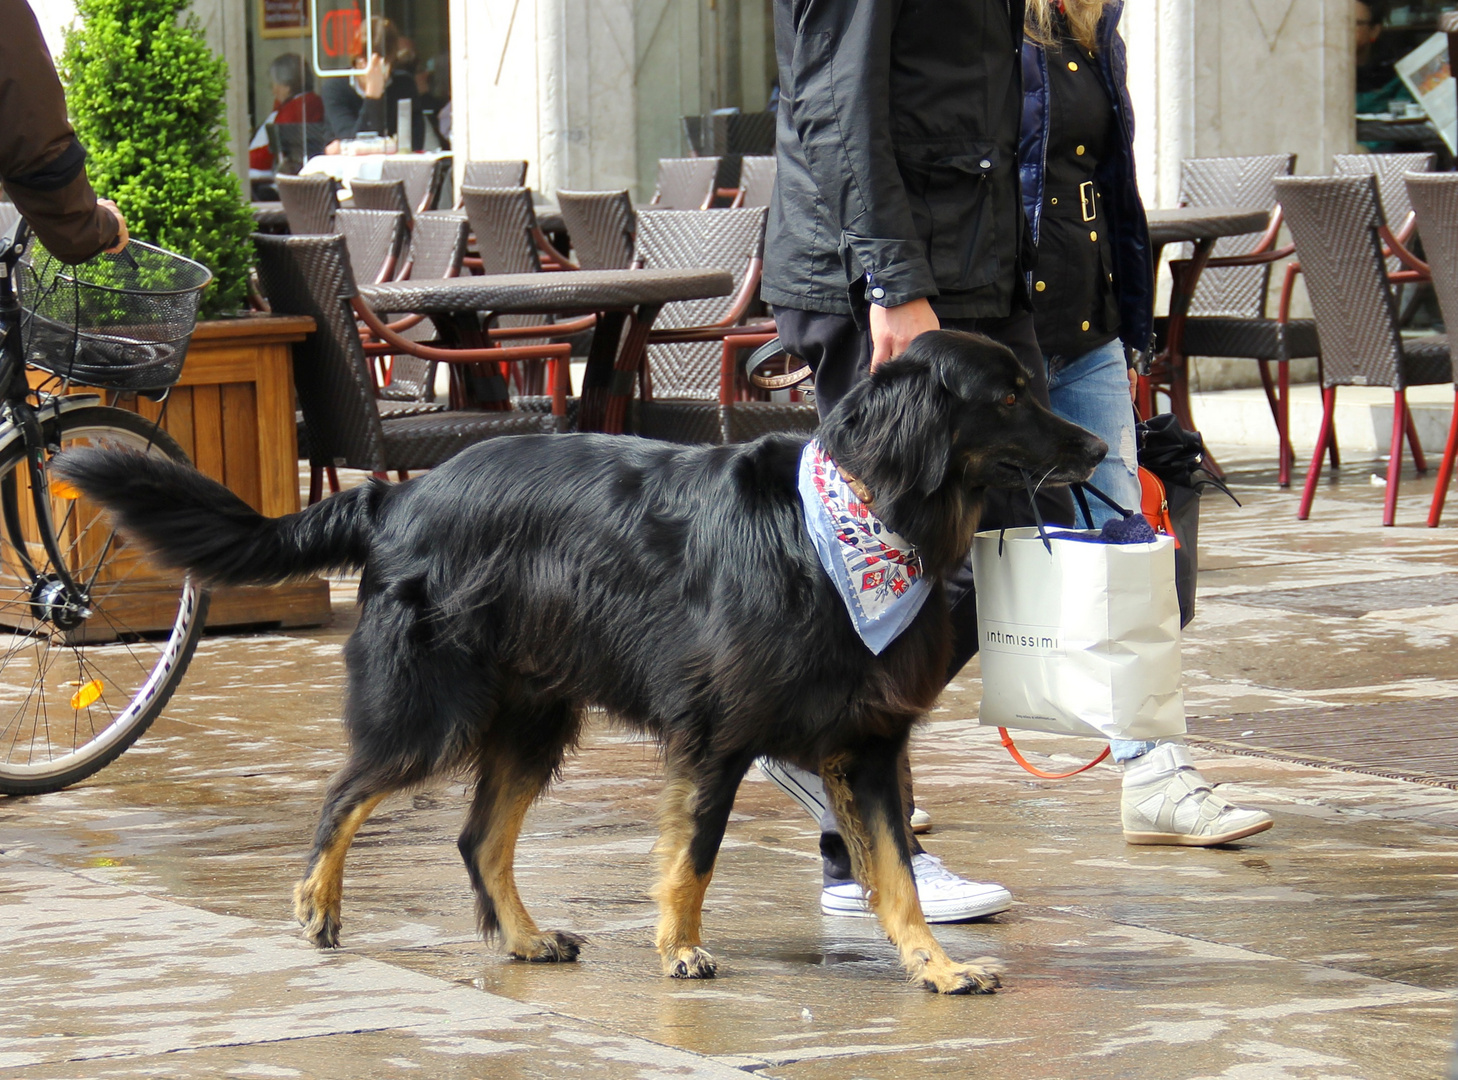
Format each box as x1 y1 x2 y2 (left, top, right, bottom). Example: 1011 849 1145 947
60 0 255 317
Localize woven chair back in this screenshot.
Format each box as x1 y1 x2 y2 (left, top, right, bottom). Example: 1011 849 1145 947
335 209 407 284
1180 153 1295 318
1404 174 1458 376
736 156 777 208
253 233 387 469
1334 152 1435 226
462 160 528 189
652 157 720 210
381 157 442 214
1275 175 1406 389
635 206 767 398
556 190 635 270
409 211 468 278
460 186 541 274
349 178 413 229
276 174 339 235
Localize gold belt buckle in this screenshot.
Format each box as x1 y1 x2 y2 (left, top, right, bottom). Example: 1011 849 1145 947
1079 181 1097 223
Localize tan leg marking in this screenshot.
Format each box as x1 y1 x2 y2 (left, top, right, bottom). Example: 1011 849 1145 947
294 793 386 948
475 776 582 962
821 756 1003 995
651 775 717 978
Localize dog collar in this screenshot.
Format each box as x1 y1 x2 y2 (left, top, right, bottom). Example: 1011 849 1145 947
798 440 931 655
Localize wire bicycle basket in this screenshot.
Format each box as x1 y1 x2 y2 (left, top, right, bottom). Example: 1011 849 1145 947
19 240 212 392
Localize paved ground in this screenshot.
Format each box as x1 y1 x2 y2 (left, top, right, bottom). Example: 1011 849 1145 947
4 444 1458 1079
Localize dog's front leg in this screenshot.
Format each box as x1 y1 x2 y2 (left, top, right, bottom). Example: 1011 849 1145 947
821 747 1004 995
652 753 751 979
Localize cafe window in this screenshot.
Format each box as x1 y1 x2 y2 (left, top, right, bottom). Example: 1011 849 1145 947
1355 1 1455 163
245 0 451 182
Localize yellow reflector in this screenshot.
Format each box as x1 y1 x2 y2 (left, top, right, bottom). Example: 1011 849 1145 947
71 679 103 710
51 479 80 500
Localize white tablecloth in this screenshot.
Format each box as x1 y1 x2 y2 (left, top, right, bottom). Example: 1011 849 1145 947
300 151 451 197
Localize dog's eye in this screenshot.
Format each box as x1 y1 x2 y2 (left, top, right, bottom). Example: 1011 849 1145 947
1003 393 1017 406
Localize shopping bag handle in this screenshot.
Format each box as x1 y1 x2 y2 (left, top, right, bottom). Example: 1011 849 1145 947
1007 472 1136 555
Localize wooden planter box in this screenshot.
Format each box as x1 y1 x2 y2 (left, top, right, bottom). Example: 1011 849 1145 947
110 314 332 631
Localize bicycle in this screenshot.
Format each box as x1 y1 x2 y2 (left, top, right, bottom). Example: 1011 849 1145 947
0 218 213 795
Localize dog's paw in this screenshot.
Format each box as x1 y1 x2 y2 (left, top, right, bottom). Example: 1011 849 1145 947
914 954 1004 995
293 883 341 949
662 946 717 979
509 930 585 963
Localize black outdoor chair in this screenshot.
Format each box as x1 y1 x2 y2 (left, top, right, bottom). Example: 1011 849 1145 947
335 208 407 284
556 190 636 270
650 158 720 210
1277 174 1451 526
381 156 452 214
254 233 564 504
275 174 339 235
632 207 813 444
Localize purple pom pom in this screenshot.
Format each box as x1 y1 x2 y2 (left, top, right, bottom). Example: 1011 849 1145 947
1099 513 1158 544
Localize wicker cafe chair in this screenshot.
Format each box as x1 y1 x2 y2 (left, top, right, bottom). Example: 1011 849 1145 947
1333 152 1435 251
335 208 408 284
266 121 329 175
382 156 452 214
375 211 471 403
650 157 720 210
275 173 340 234
632 207 815 444
348 177 414 230
732 156 777 209
1402 174 1458 527
1155 153 1318 486
556 190 636 270
462 160 529 190
1276 174 1451 526
254 233 566 503
458 187 593 404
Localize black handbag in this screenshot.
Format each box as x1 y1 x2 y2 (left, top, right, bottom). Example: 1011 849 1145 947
1136 414 1238 628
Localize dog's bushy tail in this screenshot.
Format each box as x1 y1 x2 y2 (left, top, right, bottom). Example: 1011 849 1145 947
54 448 384 585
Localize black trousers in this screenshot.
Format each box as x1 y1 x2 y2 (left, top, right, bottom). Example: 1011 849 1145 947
773 305 1075 883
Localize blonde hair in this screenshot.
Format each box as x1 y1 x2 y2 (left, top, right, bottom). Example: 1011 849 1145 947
1025 0 1113 54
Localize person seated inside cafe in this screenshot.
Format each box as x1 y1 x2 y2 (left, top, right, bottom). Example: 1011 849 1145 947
1356 0 1415 115
248 53 326 182
321 16 423 153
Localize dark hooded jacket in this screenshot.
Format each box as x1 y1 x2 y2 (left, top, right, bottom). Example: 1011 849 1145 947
1019 0 1153 360
763 0 1029 321
0 0 119 262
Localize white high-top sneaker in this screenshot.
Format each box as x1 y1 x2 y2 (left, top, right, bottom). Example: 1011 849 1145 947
1121 744 1273 846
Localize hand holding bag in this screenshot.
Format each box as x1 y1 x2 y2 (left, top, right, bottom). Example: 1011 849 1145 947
973 483 1187 742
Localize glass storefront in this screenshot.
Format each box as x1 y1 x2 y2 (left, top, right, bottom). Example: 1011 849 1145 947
1356 1 1455 161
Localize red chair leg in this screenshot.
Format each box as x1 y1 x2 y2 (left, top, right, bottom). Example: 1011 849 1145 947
1135 373 1154 421
1406 403 1427 473
1299 386 1337 520
309 466 322 506
397 470 410 481
327 466 341 494
1428 388 1458 527
1384 392 1406 526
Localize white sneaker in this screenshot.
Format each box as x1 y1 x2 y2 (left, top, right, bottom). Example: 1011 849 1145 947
1122 743 1273 846
820 853 1011 922
909 806 932 834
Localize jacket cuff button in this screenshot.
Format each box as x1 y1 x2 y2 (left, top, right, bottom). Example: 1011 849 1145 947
870 287 886 300
1035 281 1047 292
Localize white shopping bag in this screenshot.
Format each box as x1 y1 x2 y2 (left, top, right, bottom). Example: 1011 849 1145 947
973 527 1186 741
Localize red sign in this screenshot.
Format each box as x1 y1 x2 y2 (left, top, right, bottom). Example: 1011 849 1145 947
260 0 308 37
312 0 367 74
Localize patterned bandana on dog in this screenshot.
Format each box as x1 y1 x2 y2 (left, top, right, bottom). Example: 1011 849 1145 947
798 439 931 654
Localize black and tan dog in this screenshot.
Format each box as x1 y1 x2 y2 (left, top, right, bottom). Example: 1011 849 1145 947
57 330 1105 994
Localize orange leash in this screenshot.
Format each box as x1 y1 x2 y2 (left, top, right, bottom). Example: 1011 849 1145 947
998 728 1110 778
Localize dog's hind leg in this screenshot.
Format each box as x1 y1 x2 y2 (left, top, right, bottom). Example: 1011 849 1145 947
295 755 423 947
821 743 1004 995
459 703 583 963
652 751 754 979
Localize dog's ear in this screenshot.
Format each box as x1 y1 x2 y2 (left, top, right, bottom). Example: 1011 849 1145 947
824 356 956 501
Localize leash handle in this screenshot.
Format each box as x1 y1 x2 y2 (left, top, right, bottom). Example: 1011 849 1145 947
998 728 1111 778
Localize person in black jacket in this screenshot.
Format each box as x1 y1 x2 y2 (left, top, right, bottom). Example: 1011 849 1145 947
321 17 421 152
759 0 1066 926
1023 0 1272 846
1 0 127 261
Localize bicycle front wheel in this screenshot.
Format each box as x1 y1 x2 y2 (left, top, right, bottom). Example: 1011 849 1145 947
0 405 208 795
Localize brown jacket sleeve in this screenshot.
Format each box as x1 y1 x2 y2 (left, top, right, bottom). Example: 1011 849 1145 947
0 0 119 263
